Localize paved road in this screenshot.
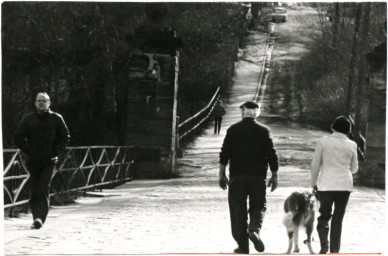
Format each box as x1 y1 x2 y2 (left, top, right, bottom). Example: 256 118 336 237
3 9 386 255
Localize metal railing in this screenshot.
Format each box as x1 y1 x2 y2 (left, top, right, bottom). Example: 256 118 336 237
253 24 275 107
177 86 221 141
178 25 273 141
3 146 137 212
348 115 366 160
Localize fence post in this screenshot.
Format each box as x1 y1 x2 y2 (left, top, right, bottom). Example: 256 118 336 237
170 50 180 174
176 116 183 158
9 160 19 218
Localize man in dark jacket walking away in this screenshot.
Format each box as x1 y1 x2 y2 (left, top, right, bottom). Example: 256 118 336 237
219 101 279 254
213 99 226 134
14 92 70 229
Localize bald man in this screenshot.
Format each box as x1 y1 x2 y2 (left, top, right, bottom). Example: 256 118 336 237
15 92 70 229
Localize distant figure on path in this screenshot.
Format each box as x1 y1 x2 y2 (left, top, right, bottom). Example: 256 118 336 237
311 116 358 254
218 101 279 254
213 99 226 134
14 92 70 229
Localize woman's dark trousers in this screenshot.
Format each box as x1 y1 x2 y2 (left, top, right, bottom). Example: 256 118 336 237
28 161 56 224
214 117 222 134
317 191 350 253
228 175 267 251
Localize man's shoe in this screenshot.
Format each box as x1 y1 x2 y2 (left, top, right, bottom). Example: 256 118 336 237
32 218 42 229
249 231 265 252
233 247 249 254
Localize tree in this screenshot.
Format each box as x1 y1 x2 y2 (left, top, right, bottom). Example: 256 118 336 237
354 2 372 144
332 2 340 48
2 2 243 147
345 3 362 115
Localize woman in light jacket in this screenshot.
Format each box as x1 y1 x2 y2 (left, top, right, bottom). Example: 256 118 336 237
311 116 358 254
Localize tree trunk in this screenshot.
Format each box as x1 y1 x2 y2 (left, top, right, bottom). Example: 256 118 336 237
354 2 371 145
251 2 259 19
345 3 362 115
332 3 340 48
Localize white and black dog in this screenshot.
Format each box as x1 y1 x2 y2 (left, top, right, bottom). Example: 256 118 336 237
282 191 317 254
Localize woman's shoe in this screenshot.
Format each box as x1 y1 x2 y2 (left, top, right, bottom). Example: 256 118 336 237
234 247 249 254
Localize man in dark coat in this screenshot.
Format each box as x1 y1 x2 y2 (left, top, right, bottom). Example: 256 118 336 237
219 101 279 254
14 92 70 229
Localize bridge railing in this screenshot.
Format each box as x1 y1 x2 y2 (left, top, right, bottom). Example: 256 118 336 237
177 87 221 142
253 24 275 105
3 146 137 213
348 115 366 161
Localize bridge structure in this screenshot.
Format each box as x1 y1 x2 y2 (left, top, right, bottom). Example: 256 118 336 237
3 4 385 217
3 17 385 254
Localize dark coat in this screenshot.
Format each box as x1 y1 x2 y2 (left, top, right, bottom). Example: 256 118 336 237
14 110 70 164
219 117 278 178
213 103 226 118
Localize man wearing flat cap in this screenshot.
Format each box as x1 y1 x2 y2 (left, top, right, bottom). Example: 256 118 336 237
219 101 279 254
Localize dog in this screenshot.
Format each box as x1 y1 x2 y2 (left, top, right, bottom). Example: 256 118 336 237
282 191 317 254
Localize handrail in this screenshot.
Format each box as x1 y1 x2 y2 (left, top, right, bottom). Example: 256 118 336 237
348 115 355 126
253 34 271 103
3 146 137 212
348 115 365 160
178 96 220 140
179 86 221 128
3 145 158 152
253 26 275 109
177 86 221 141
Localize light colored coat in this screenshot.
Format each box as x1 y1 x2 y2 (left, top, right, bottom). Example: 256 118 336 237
311 132 358 191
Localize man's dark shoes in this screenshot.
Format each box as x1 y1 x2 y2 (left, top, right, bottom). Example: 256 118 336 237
233 247 249 254
249 231 265 252
31 218 42 229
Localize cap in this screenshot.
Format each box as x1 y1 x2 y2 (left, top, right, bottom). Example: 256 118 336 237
239 101 259 109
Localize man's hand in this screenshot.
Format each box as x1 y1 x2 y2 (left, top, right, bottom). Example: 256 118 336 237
267 172 278 192
56 151 69 169
219 164 228 190
219 174 229 190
